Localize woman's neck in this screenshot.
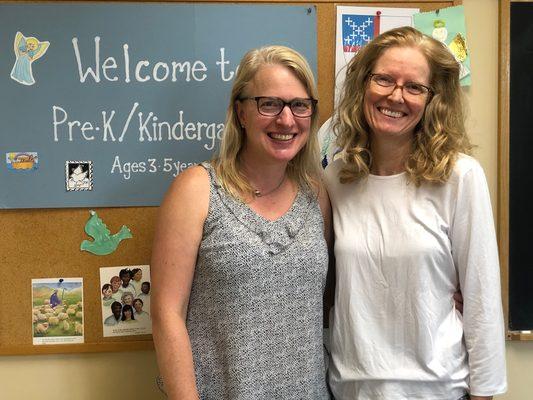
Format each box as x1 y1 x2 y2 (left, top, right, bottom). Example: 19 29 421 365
239 153 288 194
370 134 413 176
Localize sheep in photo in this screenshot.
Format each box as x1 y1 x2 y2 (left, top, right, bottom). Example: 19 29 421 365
58 312 68 321
62 320 70 331
74 322 83 335
34 322 49 334
48 316 59 326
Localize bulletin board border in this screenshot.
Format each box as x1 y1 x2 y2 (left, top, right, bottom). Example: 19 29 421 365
498 0 533 341
0 0 461 356
0 341 154 356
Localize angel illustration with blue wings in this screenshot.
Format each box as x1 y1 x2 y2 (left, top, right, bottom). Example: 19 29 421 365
10 31 50 86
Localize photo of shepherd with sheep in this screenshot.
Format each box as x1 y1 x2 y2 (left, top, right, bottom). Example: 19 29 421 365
31 278 84 345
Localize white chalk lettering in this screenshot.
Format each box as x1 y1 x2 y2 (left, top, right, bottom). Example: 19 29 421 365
81 121 95 141
138 111 154 141
102 57 118 82
53 106 70 141
73 36 210 83
216 47 236 82
72 36 101 83
124 44 130 83
119 102 138 142
135 60 150 82
102 110 116 141
135 109 223 149
153 62 170 82
52 103 223 148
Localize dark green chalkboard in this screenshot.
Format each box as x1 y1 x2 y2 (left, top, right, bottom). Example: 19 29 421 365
507 1 533 331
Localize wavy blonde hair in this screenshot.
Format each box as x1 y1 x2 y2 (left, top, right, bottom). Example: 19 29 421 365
334 26 472 185
212 45 320 200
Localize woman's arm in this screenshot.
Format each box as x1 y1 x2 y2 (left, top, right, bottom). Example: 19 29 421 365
151 166 209 400
451 160 507 398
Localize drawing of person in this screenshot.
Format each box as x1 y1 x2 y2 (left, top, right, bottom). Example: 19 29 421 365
118 268 136 296
133 298 150 324
130 268 143 294
119 304 137 324
137 281 151 312
49 289 61 308
10 31 50 86
104 301 122 326
121 291 134 307
101 284 114 307
109 276 122 301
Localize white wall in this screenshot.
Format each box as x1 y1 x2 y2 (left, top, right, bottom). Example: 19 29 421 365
464 0 533 399
1 1 532 399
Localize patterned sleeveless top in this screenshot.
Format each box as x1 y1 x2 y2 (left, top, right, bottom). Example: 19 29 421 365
185 163 330 399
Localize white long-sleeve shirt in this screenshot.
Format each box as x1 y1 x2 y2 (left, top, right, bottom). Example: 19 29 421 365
324 154 507 400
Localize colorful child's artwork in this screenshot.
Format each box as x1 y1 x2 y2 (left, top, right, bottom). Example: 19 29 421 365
10 31 50 86
100 265 151 337
31 278 84 345
6 152 38 171
414 5 471 86
335 6 419 103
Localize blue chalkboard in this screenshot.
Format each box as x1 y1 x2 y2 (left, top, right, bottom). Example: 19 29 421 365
0 3 317 208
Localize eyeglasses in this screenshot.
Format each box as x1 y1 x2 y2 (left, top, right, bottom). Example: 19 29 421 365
368 73 432 98
239 96 317 118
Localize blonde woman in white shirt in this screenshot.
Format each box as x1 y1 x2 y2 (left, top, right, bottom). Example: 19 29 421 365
324 27 506 400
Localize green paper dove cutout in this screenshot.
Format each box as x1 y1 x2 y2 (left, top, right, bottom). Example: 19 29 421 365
80 210 132 255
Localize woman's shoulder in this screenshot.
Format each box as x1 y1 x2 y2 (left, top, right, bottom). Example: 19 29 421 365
158 163 211 222
450 153 485 181
176 163 210 184
164 164 210 200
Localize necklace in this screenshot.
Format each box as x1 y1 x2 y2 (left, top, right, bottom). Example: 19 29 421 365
253 174 286 197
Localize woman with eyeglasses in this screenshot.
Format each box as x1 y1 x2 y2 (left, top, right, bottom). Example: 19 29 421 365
324 27 506 400
151 45 331 399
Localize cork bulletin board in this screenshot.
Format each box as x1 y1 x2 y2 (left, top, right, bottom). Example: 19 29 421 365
0 0 459 355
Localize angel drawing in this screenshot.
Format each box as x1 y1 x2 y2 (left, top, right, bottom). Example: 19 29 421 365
10 31 50 86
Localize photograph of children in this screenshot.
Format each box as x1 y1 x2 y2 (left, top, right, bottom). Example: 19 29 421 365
99 265 151 337
31 278 84 345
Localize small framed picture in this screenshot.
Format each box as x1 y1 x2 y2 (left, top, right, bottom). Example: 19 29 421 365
65 160 93 191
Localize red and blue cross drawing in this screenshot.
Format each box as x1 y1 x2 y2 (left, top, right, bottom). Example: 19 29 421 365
342 11 381 53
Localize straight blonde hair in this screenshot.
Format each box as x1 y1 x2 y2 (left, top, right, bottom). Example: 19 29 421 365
212 45 320 200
